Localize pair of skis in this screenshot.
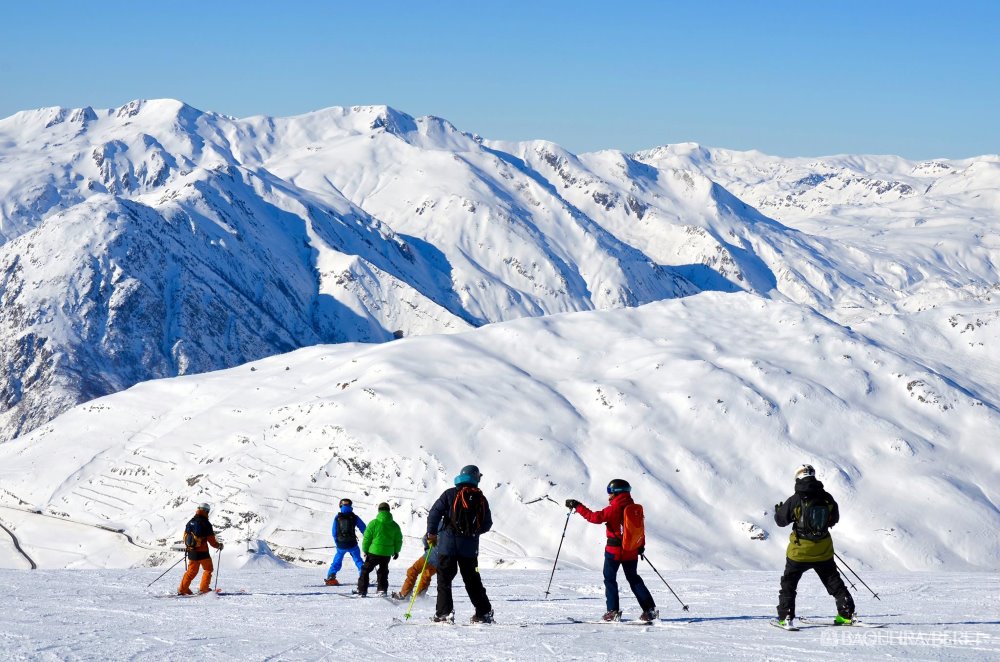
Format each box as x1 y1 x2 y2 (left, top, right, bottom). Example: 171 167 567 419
770 617 885 631
155 588 248 599
389 616 525 628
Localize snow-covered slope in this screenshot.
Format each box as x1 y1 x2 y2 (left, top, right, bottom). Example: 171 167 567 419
1 294 996 572
1 100 998 579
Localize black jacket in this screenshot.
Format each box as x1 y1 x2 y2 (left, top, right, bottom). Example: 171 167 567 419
774 477 840 530
427 484 493 558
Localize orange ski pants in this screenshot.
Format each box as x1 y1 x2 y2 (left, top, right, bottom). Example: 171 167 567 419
399 557 437 597
179 558 214 594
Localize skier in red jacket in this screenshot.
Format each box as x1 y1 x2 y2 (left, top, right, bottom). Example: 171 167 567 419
567 479 658 622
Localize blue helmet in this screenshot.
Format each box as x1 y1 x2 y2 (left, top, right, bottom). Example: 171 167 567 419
454 464 483 486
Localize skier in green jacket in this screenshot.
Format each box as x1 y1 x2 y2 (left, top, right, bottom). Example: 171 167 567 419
354 502 404 597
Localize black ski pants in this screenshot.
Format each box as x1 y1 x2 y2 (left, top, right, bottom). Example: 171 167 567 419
435 554 492 618
603 551 655 612
777 557 854 619
358 554 391 595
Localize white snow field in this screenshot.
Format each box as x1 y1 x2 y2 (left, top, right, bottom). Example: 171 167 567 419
0 566 996 661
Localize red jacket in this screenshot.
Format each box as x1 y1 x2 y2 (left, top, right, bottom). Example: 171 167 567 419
575 492 638 561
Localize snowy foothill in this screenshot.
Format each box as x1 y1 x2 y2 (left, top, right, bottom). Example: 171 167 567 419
0 293 996 574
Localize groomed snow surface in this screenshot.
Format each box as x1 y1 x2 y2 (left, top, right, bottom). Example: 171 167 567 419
0 566 996 661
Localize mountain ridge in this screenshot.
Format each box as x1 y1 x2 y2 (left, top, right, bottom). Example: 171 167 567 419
1 98 998 447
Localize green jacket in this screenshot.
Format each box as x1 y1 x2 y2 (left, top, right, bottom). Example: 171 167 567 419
362 510 403 557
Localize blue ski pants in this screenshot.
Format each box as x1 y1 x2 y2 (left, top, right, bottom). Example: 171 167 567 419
328 546 363 578
603 551 655 612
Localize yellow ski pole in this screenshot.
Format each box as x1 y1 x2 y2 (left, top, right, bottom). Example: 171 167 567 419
404 544 435 620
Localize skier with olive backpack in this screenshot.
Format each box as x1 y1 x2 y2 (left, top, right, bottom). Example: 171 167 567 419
772 464 855 630
566 478 658 622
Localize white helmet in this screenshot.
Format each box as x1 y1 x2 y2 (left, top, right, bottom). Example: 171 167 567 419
795 465 815 480
197 502 212 513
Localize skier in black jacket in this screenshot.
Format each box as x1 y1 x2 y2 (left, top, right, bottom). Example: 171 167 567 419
773 465 855 627
426 464 493 624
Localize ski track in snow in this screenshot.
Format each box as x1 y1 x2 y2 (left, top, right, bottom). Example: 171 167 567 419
0 568 995 661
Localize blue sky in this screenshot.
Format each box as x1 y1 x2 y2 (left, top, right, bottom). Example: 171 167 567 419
2 1 997 158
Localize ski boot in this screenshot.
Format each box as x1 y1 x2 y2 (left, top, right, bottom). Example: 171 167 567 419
351 589 367 597
375 591 388 598
432 612 455 624
390 591 405 600
602 610 622 622
834 614 854 626
324 575 339 586
776 617 796 630
639 608 659 623
470 610 494 624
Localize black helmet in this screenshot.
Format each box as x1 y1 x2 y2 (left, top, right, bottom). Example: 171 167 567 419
607 479 632 495
339 498 353 507
454 464 483 486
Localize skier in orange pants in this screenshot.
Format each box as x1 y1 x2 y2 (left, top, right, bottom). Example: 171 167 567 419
178 503 223 595
392 535 440 600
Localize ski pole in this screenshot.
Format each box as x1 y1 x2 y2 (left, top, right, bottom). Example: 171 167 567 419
834 552 880 600
300 546 338 551
148 553 186 588
405 544 435 620
214 546 222 592
641 554 689 611
544 508 574 599
836 563 857 591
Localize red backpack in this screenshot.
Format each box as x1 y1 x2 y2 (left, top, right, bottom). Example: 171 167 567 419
622 503 645 553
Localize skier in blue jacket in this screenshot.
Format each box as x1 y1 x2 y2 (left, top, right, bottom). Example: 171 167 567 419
325 498 367 586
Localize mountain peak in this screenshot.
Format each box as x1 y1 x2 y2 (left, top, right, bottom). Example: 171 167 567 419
113 98 205 123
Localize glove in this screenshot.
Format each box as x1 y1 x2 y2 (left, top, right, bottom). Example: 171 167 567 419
426 534 438 545
637 545 644 555
565 499 580 509
217 542 224 550
393 553 399 560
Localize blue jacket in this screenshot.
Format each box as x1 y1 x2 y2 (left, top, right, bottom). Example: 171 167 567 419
422 533 442 567
332 510 366 550
426 485 492 558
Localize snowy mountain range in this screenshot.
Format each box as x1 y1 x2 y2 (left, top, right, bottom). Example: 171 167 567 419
0 100 997 572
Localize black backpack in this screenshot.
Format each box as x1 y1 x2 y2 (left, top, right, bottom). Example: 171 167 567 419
450 486 487 536
795 495 832 541
184 516 211 550
334 513 358 547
